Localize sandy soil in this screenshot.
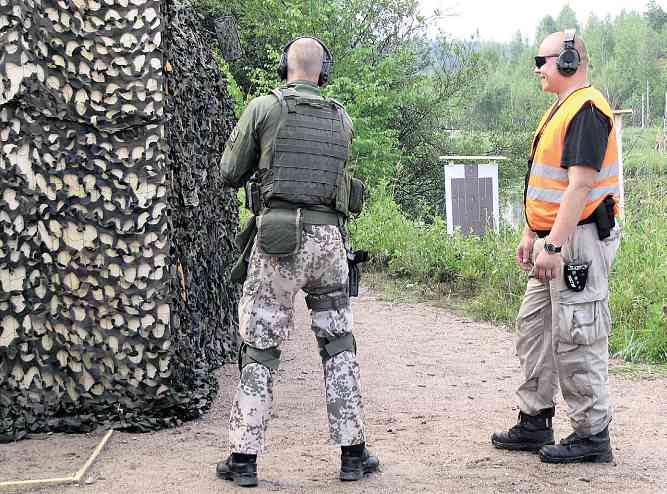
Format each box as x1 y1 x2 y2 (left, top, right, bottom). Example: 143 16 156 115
1 287 666 493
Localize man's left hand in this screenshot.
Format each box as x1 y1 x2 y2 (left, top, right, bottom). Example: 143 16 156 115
532 249 561 282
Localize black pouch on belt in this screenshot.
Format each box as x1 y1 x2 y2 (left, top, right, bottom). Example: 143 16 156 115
564 262 590 292
257 208 302 257
348 178 366 215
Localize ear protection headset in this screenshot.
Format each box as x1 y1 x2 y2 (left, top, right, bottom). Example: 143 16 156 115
277 36 333 86
557 29 581 77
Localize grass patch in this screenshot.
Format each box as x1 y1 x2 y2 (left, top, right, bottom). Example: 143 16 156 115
362 270 469 313
609 361 667 380
608 176 667 363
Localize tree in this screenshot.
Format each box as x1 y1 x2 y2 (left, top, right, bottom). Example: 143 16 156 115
556 5 580 31
193 0 481 212
509 30 525 61
390 37 484 215
194 0 430 96
583 14 615 67
535 15 558 42
599 12 662 111
645 0 667 32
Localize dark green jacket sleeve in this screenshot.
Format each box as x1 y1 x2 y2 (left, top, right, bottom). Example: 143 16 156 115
220 95 278 188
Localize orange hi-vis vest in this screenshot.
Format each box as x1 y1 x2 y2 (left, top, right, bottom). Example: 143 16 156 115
526 86 620 232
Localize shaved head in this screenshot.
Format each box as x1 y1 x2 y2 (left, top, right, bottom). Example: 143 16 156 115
539 31 589 68
286 37 324 82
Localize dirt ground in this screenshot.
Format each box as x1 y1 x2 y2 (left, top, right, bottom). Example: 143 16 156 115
1 286 666 494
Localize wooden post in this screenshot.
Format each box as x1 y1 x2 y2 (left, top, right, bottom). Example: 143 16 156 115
613 110 633 220
658 92 667 152
641 94 645 128
0 430 113 492
646 80 650 126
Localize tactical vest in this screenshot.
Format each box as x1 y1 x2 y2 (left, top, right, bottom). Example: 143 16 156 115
259 87 352 212
526 86 620 232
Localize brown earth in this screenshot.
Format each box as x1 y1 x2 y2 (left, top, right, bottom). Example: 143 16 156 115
1 285 666 493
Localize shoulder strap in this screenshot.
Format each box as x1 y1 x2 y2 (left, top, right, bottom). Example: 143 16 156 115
326 97 345 110
271 88 285 106
260 88 289 171
327 97 353 137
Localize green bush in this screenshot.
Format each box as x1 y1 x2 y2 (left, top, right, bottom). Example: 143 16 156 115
623 127 666 177
350 182 525 318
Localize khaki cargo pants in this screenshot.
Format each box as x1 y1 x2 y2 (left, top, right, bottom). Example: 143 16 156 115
516 223 621 437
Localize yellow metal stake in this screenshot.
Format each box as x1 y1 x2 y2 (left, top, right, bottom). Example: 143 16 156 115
0 430 114 492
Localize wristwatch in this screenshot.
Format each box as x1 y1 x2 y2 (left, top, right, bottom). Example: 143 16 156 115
543 242 562 254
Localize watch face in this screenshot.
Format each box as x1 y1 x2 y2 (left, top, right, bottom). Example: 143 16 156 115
545 243 561 254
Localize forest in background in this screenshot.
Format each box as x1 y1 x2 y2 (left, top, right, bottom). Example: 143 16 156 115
195 0 667 363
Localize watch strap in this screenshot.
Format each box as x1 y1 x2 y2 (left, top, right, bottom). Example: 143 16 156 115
544 242 562 254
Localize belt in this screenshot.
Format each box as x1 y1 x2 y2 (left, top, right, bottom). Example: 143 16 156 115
266 201 342 226
300 209 341 225
535 214 596 239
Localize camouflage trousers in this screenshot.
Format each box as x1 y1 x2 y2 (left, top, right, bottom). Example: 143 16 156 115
229 224 366 454
516 223 621 437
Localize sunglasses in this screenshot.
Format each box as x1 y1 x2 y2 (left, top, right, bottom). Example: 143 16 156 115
534 54 559 68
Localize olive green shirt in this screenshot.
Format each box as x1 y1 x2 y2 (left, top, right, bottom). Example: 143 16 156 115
220 81 353 188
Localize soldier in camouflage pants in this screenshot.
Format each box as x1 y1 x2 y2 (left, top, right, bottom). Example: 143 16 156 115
228 224 365 453
216 37 378 486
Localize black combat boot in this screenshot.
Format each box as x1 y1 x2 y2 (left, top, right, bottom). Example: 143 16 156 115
539 426 613 464
340 444 380 481
216 453 258 487
491 408 555 451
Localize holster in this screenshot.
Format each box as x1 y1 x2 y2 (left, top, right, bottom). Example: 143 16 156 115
347 250 369 297
593 195 616 240
244 179 262 216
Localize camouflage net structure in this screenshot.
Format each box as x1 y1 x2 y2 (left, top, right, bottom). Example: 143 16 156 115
0 0 240 442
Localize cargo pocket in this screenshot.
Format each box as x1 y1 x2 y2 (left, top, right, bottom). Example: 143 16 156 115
560 227 588 266
558 225 611 303
256 208 302 257
556 300 610 351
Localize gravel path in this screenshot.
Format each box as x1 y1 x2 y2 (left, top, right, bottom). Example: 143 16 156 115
2 287 666 493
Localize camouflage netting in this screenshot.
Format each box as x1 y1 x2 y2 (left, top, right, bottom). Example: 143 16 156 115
0 0 240 442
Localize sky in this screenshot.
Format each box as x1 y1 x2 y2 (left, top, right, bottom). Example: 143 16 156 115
420 0 666 43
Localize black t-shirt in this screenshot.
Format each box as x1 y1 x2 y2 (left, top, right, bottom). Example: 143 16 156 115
561 103 612 172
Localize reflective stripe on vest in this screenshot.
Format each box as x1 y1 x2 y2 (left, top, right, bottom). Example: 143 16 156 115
526 86 620 231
